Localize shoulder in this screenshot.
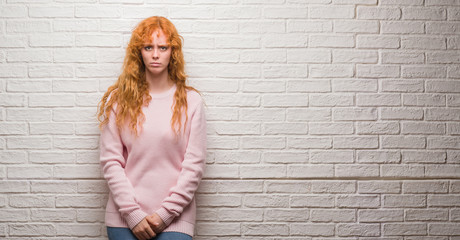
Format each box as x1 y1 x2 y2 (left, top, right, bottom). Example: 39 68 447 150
186 88 204 106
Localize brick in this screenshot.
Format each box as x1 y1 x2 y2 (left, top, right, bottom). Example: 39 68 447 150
357 65 400 78
197 194 241 207
76 209 105 222
403 7 446 20
214 150 260 164
265 180 310 193
0 181 29 193
405 209 448 221
56 195 103 208
242 223 288 236
31 209 76 222
309 6 354 19
9 194 55 208
287 80 331 93
262 94 308 107
426 165 460 178
427 22 460 34
287 164 333 178
333 107 378 121
241 20 285 33
358 181 401 194
56 224 100 237
382 165 425 178
289 194 334 208
0 209 29 221
263 65 308 78
332 79 378 92
0 151 27 164
310 151 354 164
382 51 425 64
310 64 354 78
219 209 263 221
357 35 400 49
382 21 424 34
333 136 379 149
202 164 238 178
243 49 286 63
290 223 335 236
265 209 309 222
383 223 427 235
402 122 445 134
287 20 332 33
403 94 446 106
402 180 449 193
264 123 308 135
428 195 460 207
380 107 424 120
7 20 51 33
288 49 330 63
244 195 289 208
310 209 355 222
383 195 426 208
427 136 460 149
241 136 285 149
429 223 460 235
382 136 426 149
288 136 331 149
333 49 377 63
310 35 354 48
29 6 74 17
8 166 52 179
196 223 241 236
358 7 401 20
288 108 331 121
334 20 379 33
356 122 399 134
402 151 446 164
427 81 460 93
210 122 261 135
311 181 355 193
9 224 55 236
359 209 403 222
336 195 380 208
337 223 380 236
215 7 260 19
240 165 286 178
402 36 446 50
335 164 380 177
242 80 285 93
264 7 307 18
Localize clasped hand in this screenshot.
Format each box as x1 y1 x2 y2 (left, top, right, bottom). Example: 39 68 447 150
132 213 166 240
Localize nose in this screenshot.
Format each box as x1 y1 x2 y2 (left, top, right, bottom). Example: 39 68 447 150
153 48 159 59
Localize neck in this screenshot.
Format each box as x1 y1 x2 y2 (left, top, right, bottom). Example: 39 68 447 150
145 70 173 93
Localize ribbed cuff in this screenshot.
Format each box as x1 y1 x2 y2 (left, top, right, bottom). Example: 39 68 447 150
155 207 175 226
125 209 148 229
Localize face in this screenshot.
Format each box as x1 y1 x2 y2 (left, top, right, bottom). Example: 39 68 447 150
140 30 172 77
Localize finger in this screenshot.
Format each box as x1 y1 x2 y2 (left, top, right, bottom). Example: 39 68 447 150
134 232 145 240
146 226 156 238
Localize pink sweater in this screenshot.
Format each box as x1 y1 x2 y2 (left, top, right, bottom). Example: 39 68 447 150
99 84 206 236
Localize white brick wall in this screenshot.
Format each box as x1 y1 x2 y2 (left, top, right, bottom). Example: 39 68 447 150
1 0 460 239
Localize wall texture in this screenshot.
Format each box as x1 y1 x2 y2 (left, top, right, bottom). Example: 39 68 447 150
1 0 460 239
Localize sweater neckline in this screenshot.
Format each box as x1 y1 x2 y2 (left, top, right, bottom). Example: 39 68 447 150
149 84 176 99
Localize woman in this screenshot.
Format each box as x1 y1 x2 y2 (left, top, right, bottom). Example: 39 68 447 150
97 16 207 240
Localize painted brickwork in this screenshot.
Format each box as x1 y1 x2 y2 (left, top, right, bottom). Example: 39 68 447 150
1 0 460 239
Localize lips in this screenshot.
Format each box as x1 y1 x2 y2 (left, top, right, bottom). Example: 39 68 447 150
149 62 161 67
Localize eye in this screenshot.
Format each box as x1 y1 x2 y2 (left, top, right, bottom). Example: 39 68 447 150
160 46 168 51
144 46 152 51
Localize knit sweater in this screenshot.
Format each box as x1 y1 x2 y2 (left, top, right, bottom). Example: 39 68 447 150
99 84 206 236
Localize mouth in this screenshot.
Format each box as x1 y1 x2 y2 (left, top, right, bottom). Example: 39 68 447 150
149 62 161 67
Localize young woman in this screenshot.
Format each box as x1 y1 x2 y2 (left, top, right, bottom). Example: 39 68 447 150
97 16 207 240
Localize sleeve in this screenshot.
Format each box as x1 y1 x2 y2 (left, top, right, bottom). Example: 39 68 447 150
99 105 148 229
155 98 207 226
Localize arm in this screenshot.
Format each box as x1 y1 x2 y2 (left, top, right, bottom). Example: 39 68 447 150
155 99 207 226
99 106 148 229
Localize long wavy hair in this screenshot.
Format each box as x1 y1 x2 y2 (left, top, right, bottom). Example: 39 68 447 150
97 16 199 138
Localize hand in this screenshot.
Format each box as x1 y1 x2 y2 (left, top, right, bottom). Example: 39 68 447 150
132 218 156 240
146 213 166 234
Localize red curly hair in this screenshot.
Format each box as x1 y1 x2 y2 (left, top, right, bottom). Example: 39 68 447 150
97 16 199 137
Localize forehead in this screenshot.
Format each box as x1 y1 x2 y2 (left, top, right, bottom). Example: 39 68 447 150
145 30 168 44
